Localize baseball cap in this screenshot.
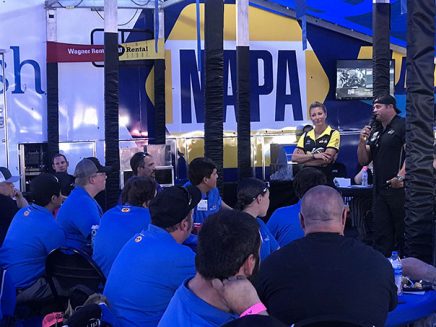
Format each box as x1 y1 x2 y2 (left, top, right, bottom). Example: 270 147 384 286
30 173 61 206
74 157 112 178
0 167 19 183
373 94 400 113
149 185 202 228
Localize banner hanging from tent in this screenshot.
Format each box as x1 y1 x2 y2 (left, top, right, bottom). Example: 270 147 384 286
47 39 164 63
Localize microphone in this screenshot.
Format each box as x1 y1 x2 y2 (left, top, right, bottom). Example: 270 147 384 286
364 114 378 143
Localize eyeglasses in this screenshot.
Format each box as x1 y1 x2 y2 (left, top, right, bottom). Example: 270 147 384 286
253 181 270 200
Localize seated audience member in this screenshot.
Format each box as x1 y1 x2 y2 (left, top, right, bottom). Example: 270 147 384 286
52 153 75 196
185 157 231 224
256 185 397 326
0 167 28 245
235 178 279 261
57 157 111 252
267 168 327 247
158 210 261 326
93 176 156 277
104 185 201 327
402 257 436 288
0 173 65 303
129 152 163 192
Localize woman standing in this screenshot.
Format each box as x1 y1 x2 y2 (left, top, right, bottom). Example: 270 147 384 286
292 101 340 184
235 178 279 261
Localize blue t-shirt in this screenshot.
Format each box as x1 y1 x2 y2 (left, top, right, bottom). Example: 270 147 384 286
266 201 305 247
159 278 239 326
184 182 222 224
257 218 280 261
93 205 151 277
57 186 103 251
104 225 196 327
0 204 65 288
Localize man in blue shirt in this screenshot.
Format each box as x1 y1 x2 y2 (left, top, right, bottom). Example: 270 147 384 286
93 176 156 277
0 173 65 303
267 167 327 247
185 157 231 225
159 210 261 327
104 185 201 327
57 157 111 252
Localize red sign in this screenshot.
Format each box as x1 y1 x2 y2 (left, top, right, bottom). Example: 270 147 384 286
47 41 105 63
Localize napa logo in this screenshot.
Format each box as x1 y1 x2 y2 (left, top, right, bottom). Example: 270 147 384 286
146 4 329 134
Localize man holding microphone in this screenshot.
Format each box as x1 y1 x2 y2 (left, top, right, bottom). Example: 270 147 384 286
357 95 406 257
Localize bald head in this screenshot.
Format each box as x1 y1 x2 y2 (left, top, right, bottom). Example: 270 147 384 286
300 185 346 235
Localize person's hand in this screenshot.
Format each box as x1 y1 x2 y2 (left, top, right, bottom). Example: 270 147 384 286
13 188 24 199
402 257 436 282
313 152 331 162
360 126 371 143
211 275 263 315
386 177 404 189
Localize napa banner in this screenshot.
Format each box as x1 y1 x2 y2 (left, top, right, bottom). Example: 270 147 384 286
145 4 329 134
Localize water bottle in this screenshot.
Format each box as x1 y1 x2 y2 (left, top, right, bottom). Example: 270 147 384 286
389 251 403 295
361 166 368 187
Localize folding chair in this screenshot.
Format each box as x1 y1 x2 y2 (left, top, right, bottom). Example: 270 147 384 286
45 247 106 304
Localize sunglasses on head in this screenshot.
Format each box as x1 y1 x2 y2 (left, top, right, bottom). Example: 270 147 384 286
253 181 270 200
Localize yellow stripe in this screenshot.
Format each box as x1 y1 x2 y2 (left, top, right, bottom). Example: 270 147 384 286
168 4 302 42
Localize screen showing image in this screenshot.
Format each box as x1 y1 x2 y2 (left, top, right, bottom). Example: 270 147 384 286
336 60 395 99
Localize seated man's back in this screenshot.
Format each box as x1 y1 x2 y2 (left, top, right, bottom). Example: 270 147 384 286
256 186 397 327
104 226 195 326
93 204 151 276
256 233 396 326
104 185 200 327
0 173 65 303
0 205 64 289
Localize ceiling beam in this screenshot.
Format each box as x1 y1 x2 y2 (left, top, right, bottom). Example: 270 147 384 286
249 0 405 54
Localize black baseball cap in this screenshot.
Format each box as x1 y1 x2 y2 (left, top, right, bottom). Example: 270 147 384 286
149 185 202 228
30 173 61 206
74 157 112 178
373 94 400 113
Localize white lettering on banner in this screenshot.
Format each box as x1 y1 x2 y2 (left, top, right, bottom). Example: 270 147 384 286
67 48 90 55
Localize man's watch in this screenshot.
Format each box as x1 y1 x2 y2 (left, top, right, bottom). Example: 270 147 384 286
396 175 405 182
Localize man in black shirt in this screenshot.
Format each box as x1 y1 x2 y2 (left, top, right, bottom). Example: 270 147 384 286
0 167 28 245
52 153 75 196
255 185 397 327
357 95 406 257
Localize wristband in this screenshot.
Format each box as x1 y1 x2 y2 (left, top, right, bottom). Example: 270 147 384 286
396 175 404 182
240 302 267 317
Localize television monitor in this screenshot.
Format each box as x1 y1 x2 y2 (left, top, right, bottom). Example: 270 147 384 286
336 60 395 99
154 166 174 187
